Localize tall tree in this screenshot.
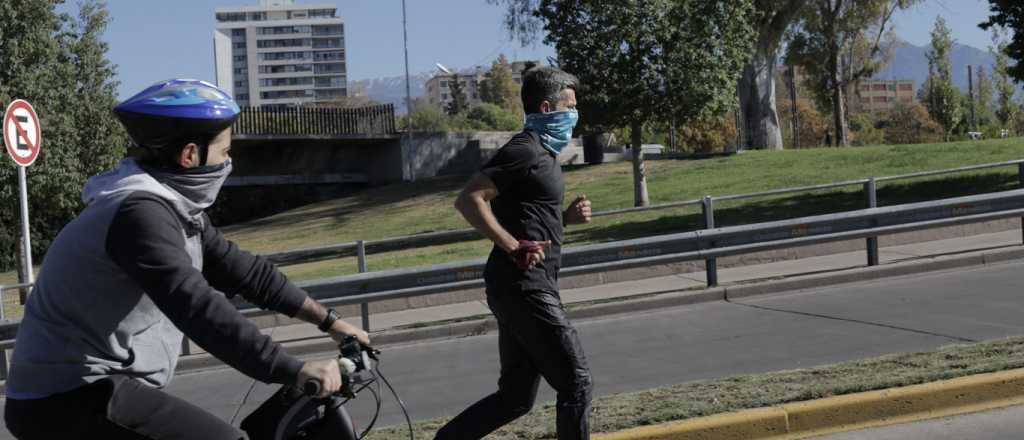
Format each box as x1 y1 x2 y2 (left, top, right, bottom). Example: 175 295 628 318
537 0 755 206
736 0 809 151
980 0 1024 82
787 0 915 147
989 26 1018 128
479 54 523 117
0 0 126 271
487 0 808 151
919 17 963 138
445 73 469 115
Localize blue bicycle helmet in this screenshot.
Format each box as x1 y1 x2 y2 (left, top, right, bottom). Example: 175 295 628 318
114 79 241 166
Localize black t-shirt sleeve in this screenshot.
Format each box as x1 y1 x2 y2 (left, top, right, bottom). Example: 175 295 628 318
200 216 306 317
480 132 539 194
106 192 302 385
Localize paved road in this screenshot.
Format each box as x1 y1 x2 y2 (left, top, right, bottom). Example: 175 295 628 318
4 261 1024 438
811 405 1024 439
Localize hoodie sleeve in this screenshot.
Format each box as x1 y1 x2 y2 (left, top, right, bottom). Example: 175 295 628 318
105 192 303 385
199 214 306 317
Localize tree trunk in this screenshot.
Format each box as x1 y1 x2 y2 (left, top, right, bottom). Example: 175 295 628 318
737 44 784 150
786 64 800 149
830 50 849 146
631 121 650 207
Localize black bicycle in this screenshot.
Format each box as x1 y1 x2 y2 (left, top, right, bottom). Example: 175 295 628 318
240 337 413 440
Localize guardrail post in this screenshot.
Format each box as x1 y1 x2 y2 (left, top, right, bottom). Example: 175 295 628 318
1019 164 1024 245
865 178 879 266
0 286 7 321
702 196 718 287
357 240 370 332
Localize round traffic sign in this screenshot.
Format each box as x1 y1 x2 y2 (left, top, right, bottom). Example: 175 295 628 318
4 99 42 167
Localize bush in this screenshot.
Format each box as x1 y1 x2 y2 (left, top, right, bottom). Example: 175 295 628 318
677 113 738 153
465 103 521 131
778 98 829 148
849 112 886 146
882 102 944 145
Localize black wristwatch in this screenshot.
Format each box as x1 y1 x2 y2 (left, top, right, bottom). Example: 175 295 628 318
318 308 340 332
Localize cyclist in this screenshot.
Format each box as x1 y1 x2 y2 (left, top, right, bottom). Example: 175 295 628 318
4 79 367 440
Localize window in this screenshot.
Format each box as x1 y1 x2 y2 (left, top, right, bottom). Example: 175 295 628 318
261 89 315 100
233 67 247 74
257 38 310 49
899 83 913 91
313 51 344 62
313 63 344 74
258 64 313 74
860 97 871 104
231 29 246 37
872 96 887 103
258 25 311 35
248 12 266 21
312 38 342 49
260 77 314 87
308 9 335 18
315 76 345 87
216 12 247 22
872 83 887 91
235 80 248 88
236 93 249 101
233 55 247 62
442 93 449 99
440 81 448 87
312 25 343 36
261 51 312 61
860 84 871 92
234 42 246 49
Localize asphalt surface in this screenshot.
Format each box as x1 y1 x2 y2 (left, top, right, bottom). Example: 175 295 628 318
810 405 1024 439
4 260 1024 438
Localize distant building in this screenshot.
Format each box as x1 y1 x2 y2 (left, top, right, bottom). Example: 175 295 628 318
424 60 536 111
854 79 916 112
214 0 347 108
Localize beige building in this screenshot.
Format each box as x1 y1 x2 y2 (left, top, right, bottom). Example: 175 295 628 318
214 0 347 108
425 61 535 111
854 79 915 112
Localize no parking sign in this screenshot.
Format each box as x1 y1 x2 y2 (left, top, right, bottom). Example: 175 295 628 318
4 99 42 167
3 99 41 286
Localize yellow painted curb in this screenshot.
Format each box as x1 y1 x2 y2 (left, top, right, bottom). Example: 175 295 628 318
595 368 1024 440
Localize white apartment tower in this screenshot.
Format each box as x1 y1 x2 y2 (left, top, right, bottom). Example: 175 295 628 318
214 0 347 107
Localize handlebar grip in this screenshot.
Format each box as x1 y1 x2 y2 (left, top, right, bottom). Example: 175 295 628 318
303 379 322 397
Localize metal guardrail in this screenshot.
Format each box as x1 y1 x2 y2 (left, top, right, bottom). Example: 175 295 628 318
263 159 1024 268
3 188 1024 379
235 187 1024 329
3 160 1024 379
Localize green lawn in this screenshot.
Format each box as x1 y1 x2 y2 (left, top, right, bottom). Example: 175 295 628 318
7 138 1024 289
368 336 1024 439
219 137 1024 281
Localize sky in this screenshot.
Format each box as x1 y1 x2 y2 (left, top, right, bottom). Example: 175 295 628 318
62 0 1004 99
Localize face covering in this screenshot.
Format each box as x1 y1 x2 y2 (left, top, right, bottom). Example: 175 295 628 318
145 160 233 213
524 109 579 155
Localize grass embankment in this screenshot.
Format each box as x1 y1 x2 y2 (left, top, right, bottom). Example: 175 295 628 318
223 137 1024 281
370 336 1024 439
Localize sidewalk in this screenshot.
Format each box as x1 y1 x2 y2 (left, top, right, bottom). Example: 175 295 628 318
182 227 1024 363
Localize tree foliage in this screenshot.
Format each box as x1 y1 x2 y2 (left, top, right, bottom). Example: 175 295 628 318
537 0 756 206
445 73 469 116
990 26 1019 128
0 0 126 271
919 17 964 138
981 0 1024 83
787 0 916 147
479 54 523 117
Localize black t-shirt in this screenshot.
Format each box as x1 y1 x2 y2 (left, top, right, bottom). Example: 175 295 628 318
480 130 565 292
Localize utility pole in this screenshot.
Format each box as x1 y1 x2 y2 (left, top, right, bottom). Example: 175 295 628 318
968 64 976 131
402 0 415 181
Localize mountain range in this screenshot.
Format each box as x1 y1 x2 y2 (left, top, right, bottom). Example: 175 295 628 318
349 40 1014 113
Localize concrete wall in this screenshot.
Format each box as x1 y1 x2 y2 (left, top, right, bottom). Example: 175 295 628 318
403 131 586 180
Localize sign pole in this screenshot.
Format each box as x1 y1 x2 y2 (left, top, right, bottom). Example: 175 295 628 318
17 165 33 285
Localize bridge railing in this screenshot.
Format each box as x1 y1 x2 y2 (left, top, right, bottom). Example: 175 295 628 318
232 103 396 136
